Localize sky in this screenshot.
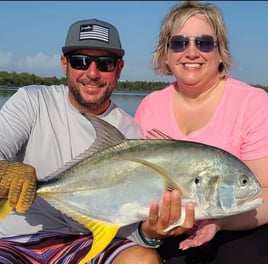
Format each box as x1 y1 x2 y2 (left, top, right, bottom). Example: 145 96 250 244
0 1 267 86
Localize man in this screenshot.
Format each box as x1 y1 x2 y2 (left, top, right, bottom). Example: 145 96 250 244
0 18 194 263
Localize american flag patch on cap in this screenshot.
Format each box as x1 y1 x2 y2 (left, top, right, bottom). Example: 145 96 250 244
79 24 109 42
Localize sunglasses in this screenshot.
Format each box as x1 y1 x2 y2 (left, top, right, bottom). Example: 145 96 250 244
68 54 119 72
168 35 218 53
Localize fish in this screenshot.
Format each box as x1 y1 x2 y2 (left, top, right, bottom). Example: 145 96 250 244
0 113 263 263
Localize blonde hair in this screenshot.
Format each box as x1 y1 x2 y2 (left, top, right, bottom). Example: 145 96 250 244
153 0 232 77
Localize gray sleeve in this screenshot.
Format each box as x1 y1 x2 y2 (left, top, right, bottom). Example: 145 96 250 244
0 87 36 161
101 103 144 139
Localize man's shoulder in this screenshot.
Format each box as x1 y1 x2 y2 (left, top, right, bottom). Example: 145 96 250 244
19 84 67 95
16 84 67 103
102 104 143 139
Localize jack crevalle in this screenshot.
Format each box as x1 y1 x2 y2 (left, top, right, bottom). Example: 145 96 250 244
0 114 263 263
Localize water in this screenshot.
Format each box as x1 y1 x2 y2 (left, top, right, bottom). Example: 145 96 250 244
0 89 16 107
0 88 147 117
111 91 147 116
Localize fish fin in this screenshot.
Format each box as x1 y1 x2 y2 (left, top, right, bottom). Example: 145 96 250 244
82 113 126 151
146 129 173 139
123 157 178 191
41 114 127 182
0 199 13 220
79 219 119 263
40 197 120 263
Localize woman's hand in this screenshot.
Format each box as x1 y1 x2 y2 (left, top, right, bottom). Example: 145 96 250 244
179 219 221 250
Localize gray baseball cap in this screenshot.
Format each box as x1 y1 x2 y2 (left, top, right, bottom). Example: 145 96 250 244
62 19 125 57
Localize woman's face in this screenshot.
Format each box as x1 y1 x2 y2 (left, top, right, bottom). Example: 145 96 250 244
166 15 222 89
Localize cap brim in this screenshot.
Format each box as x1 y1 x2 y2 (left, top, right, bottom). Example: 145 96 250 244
62 46 124 57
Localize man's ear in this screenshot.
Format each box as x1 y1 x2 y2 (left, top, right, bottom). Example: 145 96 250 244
116 59 124 79
60 55 68 76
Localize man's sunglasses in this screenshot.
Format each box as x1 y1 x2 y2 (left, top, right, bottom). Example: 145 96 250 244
68 54 119 72
168 35 218 53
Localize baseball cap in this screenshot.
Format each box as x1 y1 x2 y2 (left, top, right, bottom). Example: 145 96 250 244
62 19 125 57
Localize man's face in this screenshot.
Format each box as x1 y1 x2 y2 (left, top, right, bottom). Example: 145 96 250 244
61 49 124 115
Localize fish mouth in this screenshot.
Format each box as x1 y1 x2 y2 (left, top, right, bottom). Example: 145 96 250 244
208 196 264 218
237 197 264 212
210 197 264 218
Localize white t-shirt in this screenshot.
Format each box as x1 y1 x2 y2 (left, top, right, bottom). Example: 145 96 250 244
0 84 143 239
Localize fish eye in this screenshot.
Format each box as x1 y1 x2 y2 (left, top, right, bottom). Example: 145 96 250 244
240 175 249 186
194 177 200 185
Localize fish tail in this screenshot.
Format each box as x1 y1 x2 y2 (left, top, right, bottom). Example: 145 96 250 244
79 220 119 263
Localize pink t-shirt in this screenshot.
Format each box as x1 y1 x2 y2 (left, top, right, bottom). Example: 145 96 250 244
134 78 268 160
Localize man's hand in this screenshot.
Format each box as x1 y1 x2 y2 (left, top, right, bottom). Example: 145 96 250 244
0 160 37 213
141 189 195 240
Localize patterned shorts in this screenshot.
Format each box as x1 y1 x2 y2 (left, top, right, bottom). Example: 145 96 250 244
0 233 136 264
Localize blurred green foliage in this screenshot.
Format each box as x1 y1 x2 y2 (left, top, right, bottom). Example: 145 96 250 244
0 71 267 92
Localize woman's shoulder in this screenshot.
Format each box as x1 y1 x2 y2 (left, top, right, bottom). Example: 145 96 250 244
225 78 268 106
226 78 267 96
225 78 268 116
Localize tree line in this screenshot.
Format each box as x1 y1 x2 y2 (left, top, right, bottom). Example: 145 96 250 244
0 71 267 92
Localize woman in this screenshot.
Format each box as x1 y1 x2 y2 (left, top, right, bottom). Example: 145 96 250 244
134 1 268 263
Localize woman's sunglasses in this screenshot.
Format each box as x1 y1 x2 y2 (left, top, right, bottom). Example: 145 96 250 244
168 35 218 53
68 54 119 72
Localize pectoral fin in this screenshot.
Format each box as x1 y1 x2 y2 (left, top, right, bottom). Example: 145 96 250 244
79 219 119 263
122 157 178 191
0 199 13 220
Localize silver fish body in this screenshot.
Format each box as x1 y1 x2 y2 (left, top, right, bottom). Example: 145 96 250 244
38 138 262 224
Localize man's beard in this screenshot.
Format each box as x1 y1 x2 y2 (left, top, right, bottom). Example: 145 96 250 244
69 83 114 110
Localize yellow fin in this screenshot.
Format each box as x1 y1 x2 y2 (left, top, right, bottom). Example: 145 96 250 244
79 218 119 263
0 199 13 220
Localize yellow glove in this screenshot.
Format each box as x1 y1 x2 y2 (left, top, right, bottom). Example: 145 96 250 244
0 160 37 213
